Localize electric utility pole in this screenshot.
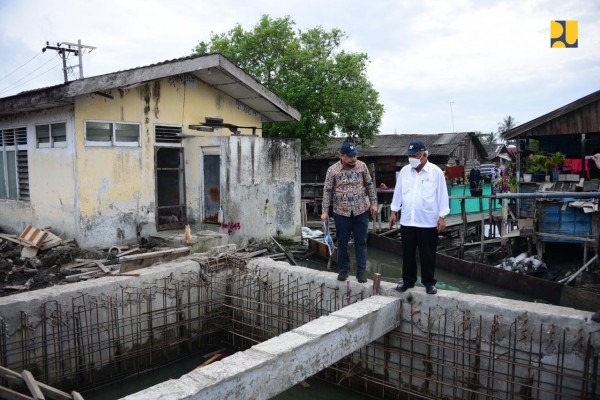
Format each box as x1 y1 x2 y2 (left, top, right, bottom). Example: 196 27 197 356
42 40 96 82
449 101 455 133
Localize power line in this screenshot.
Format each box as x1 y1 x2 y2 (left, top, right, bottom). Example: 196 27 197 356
0 52 44 84
0 56 62 96
449 101 455 133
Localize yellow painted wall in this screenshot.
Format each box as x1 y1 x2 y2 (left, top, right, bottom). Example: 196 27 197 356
73 75 263 247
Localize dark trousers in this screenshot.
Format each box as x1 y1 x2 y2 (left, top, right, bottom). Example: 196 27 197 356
400 225 438 286
333 211 369 275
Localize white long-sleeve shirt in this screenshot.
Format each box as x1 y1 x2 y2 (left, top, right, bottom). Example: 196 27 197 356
390 161 450 228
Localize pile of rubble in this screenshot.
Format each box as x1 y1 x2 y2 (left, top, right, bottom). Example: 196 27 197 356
0 225 173 297
0 226 312 298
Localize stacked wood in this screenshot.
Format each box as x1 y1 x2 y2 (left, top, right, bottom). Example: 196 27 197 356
0 225 71 258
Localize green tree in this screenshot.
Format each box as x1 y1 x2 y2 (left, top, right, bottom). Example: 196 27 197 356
497 115 517 135
475 131 499 144
192 15 384 155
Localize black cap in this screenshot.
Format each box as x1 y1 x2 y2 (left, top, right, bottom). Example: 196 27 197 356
340 142 357 156
406 140 427 155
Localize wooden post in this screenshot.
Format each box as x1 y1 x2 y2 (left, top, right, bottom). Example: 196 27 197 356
488 197 494 238
461 199 467 239
480 214 485 263
460 199 466 259
373 273 381 295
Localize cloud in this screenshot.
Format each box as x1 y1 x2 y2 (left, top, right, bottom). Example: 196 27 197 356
0 0 598 135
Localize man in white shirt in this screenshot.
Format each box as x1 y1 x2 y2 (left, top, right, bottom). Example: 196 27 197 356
389 141 450 294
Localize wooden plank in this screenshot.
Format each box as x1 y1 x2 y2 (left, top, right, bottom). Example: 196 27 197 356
270 236 297 265
238 249 268 258
21 370 44 400
559 255 598 285
0 366 71 400
71 391 84 400
119 247 190 273
0 233 24 245
19 225 48 248
195 353 224 369
536 232 596 243
94 261 111 274
59 261 95 271
21 246 39 259
0 365 20 379
115 247 140 257
0 386 32 400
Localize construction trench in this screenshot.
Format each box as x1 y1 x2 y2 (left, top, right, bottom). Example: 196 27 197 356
1 246 599 399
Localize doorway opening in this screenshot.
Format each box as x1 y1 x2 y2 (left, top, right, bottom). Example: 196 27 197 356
155 147 186 230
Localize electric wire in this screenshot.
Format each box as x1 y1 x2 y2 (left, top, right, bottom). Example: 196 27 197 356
0 51 44 83
0 54 63 96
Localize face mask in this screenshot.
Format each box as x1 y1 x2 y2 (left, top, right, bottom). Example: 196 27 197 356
409 156 422 169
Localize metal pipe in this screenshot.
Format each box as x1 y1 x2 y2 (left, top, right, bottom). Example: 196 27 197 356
496 191 600 199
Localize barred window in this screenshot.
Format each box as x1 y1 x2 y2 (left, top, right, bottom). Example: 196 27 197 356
0 127 29 201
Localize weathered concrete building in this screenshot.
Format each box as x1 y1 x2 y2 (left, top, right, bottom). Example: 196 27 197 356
0 53 301 247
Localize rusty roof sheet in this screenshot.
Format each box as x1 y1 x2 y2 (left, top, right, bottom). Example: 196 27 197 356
305 132 484 160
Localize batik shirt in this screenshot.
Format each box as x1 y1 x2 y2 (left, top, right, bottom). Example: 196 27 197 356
322 160 377 217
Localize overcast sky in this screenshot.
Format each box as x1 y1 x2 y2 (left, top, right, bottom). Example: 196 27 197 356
0 0 598 135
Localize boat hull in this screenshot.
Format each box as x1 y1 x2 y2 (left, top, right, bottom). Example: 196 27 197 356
367 232 600 312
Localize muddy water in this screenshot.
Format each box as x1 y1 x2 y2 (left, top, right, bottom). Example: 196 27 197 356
300 245 538 302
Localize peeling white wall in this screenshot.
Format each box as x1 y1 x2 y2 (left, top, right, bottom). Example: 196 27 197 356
220 136 302 244
0 76 300 248
0 106 77 238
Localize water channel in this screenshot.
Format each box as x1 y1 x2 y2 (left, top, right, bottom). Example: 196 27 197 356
300 244 538 302
83 244 537 399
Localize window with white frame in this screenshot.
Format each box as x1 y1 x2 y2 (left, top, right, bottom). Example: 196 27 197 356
35 122 67 148
85 121 140 147
0 127 29 201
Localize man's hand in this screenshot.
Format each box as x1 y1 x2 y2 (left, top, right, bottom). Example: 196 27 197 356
437 217 446 232
593 154 600 170
321 211 329 222
389 211 397 228
370 204 378 217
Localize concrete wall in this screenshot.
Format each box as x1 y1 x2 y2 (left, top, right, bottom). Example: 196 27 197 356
0 75 302 248
73 76 264 247
130 258 599 400
0 106 77 237
2 257 597 399
220 136 302 244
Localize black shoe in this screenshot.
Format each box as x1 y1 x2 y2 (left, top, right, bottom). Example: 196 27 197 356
591 311 600 322
426 284 437 295
337 272 348 281
357 271 367 283
395 282 415 292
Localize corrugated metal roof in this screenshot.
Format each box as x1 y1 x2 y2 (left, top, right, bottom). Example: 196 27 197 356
0 53 300 122
502 89 600 140
304 132 484 160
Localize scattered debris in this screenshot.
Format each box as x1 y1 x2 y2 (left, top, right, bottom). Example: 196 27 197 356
0 225 313 297
492 252 549 277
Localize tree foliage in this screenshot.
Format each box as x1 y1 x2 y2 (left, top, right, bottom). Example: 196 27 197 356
497 115 517 134
192 15 384 155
